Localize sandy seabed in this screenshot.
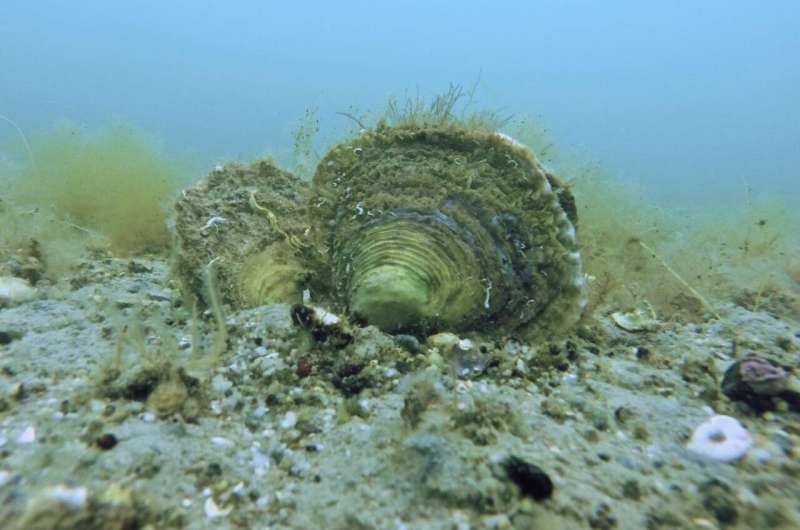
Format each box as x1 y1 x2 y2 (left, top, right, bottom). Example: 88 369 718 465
0 255 798 530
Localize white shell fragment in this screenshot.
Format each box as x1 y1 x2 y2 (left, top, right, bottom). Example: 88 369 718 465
687 414 752 462
0 276 36 306
313 306 340 327
46 485 88 509
611 303 659 332
204 496 231 518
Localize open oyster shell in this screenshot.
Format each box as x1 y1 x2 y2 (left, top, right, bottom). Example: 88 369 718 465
173 124 586 339
308 124 587 337
173 159 310 308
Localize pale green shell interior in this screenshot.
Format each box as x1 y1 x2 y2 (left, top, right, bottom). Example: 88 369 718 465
346 216 484 332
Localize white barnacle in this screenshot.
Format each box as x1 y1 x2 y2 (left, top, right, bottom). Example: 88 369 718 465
353 147 364 156
355 202 364 215
201 216 227 232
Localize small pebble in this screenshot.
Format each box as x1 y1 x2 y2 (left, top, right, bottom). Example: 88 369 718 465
394 334 420 353
95 433 118 450
502 455 554 500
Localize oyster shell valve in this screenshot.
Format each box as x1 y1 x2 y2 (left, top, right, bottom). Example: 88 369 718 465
309 124 586 337
174 123 587 338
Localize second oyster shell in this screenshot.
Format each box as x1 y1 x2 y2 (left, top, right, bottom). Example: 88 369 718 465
174 159 310 308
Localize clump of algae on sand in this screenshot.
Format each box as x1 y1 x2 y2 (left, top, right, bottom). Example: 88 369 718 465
506 116 800 321
1 121 188 267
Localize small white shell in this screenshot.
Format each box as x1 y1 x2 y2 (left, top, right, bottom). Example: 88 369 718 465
611 304 658 332
687 415 752 462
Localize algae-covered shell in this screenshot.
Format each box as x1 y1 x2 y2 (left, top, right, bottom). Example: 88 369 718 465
174 159 310 308
309 124 586 337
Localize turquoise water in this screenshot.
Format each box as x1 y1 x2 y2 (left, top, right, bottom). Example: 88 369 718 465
1 1 798 203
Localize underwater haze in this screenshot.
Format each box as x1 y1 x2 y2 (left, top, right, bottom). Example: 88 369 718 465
2 1 799 203
4 3 800 530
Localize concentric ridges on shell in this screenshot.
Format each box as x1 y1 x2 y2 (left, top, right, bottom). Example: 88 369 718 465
342 214 485 332
310 124 586 336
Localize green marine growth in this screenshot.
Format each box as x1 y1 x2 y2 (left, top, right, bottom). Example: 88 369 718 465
173 159 311 310
174 122 587 338
94 317 206 420
8 122 185 254
309 124 586 337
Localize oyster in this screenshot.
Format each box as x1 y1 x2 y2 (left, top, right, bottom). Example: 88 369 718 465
174 159 310 308
308 124 586 337
173 124 587 339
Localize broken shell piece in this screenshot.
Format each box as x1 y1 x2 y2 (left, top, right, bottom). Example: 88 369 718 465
611 303 659 332
204 496 231 519
291 304 353 347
